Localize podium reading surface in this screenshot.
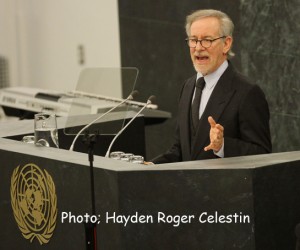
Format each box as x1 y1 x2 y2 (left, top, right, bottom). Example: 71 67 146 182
0 138 299 249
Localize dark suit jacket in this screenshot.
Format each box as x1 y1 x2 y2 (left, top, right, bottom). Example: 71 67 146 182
152 63 272 164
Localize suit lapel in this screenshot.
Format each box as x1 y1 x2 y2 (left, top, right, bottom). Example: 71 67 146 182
179 76 196 157
191 65 236 159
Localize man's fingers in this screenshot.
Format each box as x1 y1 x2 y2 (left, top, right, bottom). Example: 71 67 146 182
215 124 224 132
204 144 213 151
144 161 154 165
208 116 216 127
208 117 224 133
205 116 224 152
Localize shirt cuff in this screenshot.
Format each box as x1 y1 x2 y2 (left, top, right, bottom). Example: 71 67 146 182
214 141 224 158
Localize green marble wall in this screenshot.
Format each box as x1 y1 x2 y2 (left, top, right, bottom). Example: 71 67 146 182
119 0 300 159
239 0 300 152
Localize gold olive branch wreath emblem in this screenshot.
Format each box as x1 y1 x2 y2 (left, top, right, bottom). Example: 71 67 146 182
10 164 57 245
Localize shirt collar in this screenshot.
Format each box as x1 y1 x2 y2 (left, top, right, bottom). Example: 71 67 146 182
196 60 229 90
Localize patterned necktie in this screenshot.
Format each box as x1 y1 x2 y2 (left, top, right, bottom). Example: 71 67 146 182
191 77 206 129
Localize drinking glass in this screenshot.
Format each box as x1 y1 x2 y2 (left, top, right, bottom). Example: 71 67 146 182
34 113 59 148
120 153 134 162
21 135 35 144
129 155 144 164
109 151 125 160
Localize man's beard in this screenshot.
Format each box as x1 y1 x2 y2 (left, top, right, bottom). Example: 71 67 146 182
193 63 207 76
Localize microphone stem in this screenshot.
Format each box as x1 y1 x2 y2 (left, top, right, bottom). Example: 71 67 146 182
105 102 150 158
69 97 132 151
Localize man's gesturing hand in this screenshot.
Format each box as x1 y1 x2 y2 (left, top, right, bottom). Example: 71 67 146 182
204 116 224 152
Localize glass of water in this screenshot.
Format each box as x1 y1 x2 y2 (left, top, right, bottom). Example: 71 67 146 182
120 153 134 162
129 155 144 164
34 113 59 148
109 151 125 160
21 135 35 144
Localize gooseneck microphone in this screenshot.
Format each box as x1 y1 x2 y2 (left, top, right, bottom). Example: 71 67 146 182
69 90 139 151
105 95 156 158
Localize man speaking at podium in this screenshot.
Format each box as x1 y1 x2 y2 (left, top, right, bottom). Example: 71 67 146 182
152 9 272 164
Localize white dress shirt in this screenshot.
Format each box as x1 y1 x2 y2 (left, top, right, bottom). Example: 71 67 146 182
192 60 229 157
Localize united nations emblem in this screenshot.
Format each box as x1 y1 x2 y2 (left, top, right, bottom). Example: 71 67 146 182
10 163 57 245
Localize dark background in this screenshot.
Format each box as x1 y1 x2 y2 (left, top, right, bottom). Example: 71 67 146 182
118 0 300 160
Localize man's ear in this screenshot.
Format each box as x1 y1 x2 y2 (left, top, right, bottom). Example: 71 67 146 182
223 36 233 55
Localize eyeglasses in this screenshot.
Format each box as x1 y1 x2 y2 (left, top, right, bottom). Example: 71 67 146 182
185 36 226 48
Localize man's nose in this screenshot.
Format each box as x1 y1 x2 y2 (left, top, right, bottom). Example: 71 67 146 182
195 41 205 50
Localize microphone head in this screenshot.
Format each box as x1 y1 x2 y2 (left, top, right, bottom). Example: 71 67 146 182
129 90 139 100
147 95 156 104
